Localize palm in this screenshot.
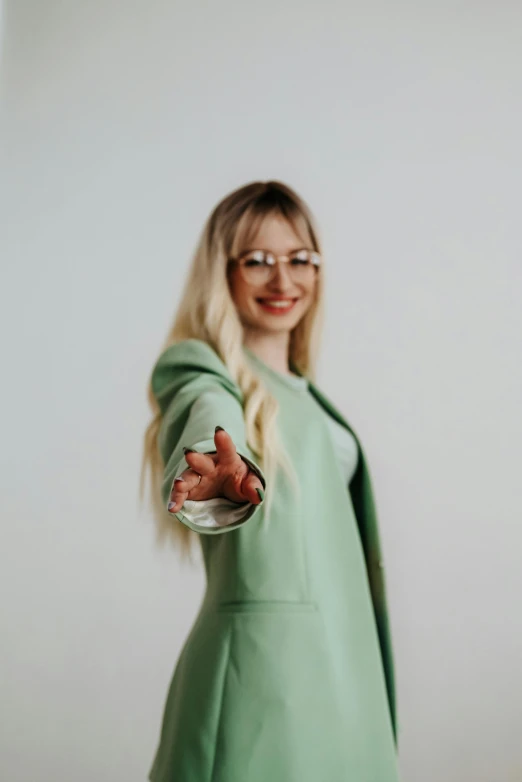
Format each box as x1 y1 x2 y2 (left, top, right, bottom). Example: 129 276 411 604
168 428 263 514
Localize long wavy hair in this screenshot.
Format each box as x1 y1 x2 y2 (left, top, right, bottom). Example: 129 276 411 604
141 180 325 556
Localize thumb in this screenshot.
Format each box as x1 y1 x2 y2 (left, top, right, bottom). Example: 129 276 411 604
241 469 265 505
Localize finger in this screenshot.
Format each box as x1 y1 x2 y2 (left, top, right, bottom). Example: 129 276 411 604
183 449 216 476
213 427 241 467
168 470 191 512
168 485 188 513
241 469 265 505
169 466 205 511
170 468 202 499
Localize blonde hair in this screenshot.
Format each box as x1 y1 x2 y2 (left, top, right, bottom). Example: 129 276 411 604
141 180 325 556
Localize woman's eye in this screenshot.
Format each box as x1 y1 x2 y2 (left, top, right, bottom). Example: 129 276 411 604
289 250 311 265
243 251 266 266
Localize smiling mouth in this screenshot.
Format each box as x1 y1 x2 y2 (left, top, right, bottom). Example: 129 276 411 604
256 298 299 313
256 298 299 305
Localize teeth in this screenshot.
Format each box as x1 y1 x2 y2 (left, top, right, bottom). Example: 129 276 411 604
260 300 295 307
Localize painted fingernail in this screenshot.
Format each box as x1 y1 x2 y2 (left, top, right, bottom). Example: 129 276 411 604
215 426 225 432
168 502 176 512
255 488 265 502
183 447 196 455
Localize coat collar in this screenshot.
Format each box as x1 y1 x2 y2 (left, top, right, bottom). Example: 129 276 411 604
289 360 357 437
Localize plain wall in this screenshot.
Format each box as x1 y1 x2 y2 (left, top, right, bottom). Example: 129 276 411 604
1 2 521 781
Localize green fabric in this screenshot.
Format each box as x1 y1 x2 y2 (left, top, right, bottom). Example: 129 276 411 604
149 339 400 782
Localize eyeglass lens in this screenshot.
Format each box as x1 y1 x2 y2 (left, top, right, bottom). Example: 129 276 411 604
240 250 319 283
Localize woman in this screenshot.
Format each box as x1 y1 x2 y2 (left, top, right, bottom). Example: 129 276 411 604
142 180 400 782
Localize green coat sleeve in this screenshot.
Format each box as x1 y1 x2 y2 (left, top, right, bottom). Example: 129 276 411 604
151 340 266 535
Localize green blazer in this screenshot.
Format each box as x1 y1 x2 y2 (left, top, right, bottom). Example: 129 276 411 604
149 339 398 782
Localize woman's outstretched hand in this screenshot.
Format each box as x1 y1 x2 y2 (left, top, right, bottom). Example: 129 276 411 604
167 427 264 514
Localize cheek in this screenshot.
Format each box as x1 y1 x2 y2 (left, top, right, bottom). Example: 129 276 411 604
228 272 252 311
301 281 317 304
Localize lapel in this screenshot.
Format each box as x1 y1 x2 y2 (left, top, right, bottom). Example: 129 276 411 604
302 376 399 747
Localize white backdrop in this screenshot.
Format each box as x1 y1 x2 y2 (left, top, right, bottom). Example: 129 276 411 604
1 2 521 781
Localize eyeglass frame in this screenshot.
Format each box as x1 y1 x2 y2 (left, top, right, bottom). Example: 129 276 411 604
227 248 322 283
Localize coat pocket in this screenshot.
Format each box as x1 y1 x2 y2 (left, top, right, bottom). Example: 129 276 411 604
215 600 318 614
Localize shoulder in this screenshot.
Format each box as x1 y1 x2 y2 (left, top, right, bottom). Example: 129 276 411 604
151 339 242 413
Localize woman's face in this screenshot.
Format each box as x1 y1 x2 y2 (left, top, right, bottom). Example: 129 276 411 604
227 214 317 335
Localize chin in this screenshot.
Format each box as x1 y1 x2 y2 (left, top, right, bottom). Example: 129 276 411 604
255 313 305 332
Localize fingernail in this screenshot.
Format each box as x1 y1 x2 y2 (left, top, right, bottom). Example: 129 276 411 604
215 426 225 433
168 502 176 511
174 476 184 482
255 488 265 502
183 447 196 455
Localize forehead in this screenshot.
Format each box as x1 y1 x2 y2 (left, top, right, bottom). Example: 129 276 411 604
237 212 310 254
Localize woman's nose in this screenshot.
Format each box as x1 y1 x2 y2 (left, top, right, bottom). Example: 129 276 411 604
269 261 293 288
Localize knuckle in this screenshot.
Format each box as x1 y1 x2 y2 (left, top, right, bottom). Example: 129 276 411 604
232 463 245 482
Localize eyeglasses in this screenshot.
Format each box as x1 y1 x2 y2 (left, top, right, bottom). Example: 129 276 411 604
228 248 321 285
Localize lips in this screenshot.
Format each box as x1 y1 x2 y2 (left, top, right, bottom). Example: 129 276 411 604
256 298 299 313
256 298 298 304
